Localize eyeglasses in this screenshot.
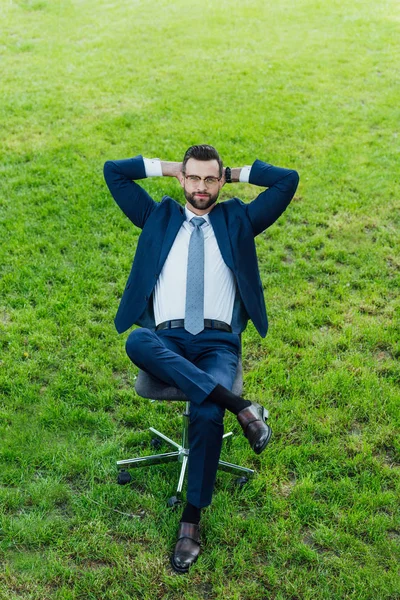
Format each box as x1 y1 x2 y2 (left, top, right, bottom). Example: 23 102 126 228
185 175 221 186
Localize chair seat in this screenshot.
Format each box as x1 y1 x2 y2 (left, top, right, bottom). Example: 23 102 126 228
135 358 243 400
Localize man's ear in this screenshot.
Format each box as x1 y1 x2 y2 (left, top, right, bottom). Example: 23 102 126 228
178 172 185 188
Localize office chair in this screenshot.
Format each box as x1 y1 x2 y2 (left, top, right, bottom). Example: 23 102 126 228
117 348 254 507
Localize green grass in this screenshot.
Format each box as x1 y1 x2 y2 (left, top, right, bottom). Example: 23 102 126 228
0 0 399 598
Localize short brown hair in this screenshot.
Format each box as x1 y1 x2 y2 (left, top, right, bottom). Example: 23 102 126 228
182 145 223 177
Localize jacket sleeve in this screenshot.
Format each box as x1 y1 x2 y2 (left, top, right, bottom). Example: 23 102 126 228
246 160 299 237
103 155 157 229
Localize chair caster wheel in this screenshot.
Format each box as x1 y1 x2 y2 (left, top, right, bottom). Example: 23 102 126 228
235 476 249 488
150 437 162 450
117 470 132 485
167 496 182 509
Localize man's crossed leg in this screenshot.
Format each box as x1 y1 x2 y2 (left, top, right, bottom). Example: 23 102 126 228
125 327 272 573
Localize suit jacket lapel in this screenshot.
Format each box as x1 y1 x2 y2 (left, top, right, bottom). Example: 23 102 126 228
157 206 185 271
209 205 235 272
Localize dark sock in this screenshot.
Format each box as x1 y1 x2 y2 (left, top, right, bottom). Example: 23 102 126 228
207 384 251 416
180 502 201 525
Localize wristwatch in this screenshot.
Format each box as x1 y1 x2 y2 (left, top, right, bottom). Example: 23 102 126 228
225 167 232 183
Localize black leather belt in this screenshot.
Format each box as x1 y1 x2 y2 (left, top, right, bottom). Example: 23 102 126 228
156 319 232 333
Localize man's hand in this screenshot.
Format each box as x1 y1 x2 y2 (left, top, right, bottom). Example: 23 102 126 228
161 161 182 181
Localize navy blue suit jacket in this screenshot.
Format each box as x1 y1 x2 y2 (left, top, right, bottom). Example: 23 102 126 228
103 156 299 337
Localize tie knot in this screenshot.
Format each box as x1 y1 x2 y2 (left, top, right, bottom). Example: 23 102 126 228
191 217 206 229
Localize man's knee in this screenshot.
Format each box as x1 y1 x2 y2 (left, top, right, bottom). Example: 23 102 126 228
125 328 154 361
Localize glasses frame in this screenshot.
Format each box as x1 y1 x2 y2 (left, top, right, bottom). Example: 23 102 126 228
184 174 222 187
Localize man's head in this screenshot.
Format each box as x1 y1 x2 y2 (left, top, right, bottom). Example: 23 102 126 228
179 145 224 214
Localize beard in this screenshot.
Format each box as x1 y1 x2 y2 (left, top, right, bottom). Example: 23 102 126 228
183 188 219 211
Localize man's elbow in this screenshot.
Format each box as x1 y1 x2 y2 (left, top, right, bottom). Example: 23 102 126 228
103 160 114 180
290 169 300 186
288 169 300 194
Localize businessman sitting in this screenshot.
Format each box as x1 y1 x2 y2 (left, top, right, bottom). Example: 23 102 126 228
103 145 299 573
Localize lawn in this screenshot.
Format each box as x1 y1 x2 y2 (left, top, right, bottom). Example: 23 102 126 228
0 0 399 598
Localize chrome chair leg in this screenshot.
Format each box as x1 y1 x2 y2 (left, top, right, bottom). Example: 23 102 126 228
117 451 180 469
148 427 181 450
177 454 189 495
218 459 254 477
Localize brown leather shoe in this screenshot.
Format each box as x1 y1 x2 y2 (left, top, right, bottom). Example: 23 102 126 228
171 522 200 574
237 402 272 454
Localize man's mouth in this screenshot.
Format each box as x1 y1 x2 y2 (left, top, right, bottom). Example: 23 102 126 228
194 193 209 198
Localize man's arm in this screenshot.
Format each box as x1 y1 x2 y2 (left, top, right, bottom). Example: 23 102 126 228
159 161 182 178
103 156 158 229
103 156 185 229
221 167 248 184
223 161 299 237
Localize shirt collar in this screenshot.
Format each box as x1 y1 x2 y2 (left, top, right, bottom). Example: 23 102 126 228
184 206 211 225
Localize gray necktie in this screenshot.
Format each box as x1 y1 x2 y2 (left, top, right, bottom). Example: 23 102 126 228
184 217 206 335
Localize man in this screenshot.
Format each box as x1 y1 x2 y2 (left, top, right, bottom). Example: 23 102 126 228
103 145 299 573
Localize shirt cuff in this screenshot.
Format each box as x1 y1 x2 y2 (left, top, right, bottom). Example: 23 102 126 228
239 166 251 183
143 158 163 178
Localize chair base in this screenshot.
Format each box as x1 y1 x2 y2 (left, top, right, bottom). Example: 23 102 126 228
117 409 255 498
